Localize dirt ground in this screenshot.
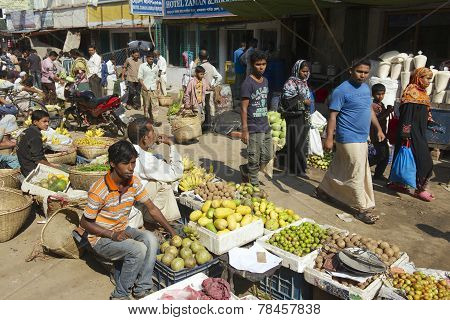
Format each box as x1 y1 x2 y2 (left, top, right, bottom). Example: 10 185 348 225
1 109 449 300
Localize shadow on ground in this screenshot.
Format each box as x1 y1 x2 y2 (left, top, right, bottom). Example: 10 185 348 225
416 224 450 242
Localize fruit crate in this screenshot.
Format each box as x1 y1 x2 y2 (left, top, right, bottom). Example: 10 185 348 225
259 266 313 300
152 257 223 291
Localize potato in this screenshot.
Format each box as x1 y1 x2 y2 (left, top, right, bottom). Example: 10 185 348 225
384 248 394 257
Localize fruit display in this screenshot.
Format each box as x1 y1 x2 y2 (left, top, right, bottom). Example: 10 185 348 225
235 182 268 200
315 232 402 268
307 152 333 170
55 127 70 137
36 173 69 192
267 111 286 149
179 158 215 192
156 235 213 271
266 222 329 257
182 225 200 241
189 199 261 235
74 136 108 146
24 116 32 127
390 271 450 300
194 181 237 201
75 164 110 172
251 197 300 230
86 128 105 137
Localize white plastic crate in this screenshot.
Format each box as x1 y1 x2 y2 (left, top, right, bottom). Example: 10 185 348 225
256 219 348 273
188 219 264 255
21 164 70 199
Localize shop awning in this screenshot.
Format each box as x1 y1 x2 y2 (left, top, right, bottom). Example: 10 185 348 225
87 2 150 28
218 0 450 18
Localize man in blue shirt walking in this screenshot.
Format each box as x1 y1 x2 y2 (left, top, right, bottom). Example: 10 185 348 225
233 41 246 100
316 59 385 224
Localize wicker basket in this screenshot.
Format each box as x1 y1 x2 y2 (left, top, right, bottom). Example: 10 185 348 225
46 146 77 165
75 137 118 160
0 188 33 242
0 168 21 189
171 115 202 144
68 167 107 191
158 96 173 107
41 207 83 259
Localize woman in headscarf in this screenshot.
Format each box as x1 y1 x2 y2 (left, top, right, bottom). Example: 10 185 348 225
280 59 314 177
388 68 434 201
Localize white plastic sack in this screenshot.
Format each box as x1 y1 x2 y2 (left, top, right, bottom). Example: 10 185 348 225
128 206 144 229
119 81 127 97
310 111 327 130
309 128 324 157
55 82 65 100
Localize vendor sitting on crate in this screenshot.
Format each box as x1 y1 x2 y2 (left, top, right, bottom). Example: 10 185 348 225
80 140 177 300
127 117 183 225
16 110 61 178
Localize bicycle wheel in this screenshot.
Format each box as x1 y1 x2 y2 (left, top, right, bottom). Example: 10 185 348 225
12 97 48 119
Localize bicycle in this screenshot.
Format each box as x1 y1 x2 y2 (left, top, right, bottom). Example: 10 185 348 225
0 87 48 122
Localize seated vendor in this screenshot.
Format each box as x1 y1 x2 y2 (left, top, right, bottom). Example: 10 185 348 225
0 114 19 169
80 140 176 300
16 110 60 178
127 117 183 225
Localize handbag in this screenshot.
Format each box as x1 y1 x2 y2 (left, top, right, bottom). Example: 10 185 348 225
388 139 416 188
387 116 399 145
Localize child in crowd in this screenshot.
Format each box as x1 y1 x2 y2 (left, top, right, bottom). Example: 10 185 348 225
183 66 209 116
239 50 272 186
370 83 394 181
16 110 60 177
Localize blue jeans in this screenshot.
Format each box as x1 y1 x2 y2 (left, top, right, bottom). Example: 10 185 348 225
31 71 41 89
0 154 20 169
92 226 158 299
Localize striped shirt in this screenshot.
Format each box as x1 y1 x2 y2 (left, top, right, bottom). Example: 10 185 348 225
84 171 149 245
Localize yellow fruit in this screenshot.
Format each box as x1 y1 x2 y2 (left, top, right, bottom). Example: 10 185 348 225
201 200 212 213
222 200 236 210
241 214 253 227
227 215 237 231
286 209 294 215
236 205 252 215
270 211 278 220
214 219 228 231
260 202 267 213
198 216 212 227
189 210 203 222
217 229 230 236
275 207 284 214
214 207 234 219
233 212 243 222
211 199 222 209
251 215 260 222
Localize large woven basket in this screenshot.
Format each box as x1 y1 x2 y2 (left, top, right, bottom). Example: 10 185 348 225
75 137 118 160
46 146 77 165
41 207 83 259
171 115 202 144
68 166 107 191
158 96 173 107
0 188 33 242
0 168 21 189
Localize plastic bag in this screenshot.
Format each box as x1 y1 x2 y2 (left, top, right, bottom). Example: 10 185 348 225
55 82 65 100
309 127 324 157
389 142 416 188
310 110 327 130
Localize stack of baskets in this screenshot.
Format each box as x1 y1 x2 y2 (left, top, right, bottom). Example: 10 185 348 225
171 114 202 144
0 168 21 189
0 188 33 242
75 137 117 159
46 146 77 165
68 166 107 191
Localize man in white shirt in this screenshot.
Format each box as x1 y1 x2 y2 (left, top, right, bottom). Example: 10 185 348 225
87 45 102 97
105 56 117 95
138 52 161 126
127 117 183 227
154 50 167 97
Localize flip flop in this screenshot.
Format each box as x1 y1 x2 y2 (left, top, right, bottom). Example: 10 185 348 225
414 190 435 202
356 211 379 225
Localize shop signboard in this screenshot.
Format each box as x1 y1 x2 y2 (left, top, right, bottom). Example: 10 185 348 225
164 0 234 18
129 0 164 16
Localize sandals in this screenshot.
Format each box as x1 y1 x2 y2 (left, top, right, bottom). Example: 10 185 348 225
414 190 435 202
356 210 379 225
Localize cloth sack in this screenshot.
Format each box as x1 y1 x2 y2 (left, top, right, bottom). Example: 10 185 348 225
308 127 324 157
389 141 417 188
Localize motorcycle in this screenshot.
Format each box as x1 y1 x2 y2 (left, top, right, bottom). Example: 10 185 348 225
63 82 129 136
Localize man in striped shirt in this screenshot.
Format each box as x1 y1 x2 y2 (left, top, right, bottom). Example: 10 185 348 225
81 140 176 300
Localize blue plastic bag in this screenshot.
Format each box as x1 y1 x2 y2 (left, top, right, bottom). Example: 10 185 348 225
389 144 416 188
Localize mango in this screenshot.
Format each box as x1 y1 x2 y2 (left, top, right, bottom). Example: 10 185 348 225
233 212 243 222
214 207 234 219
201 200 212 213
198 216 212 227
236 205 252 215
227 215 237 231
214 219 228 231
205 222 217 233
189 210 203 222
222 200 236 210
241 214 253 227
260 202 267 213
211 199 222 208
217 229 230 236
206 208 215 219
